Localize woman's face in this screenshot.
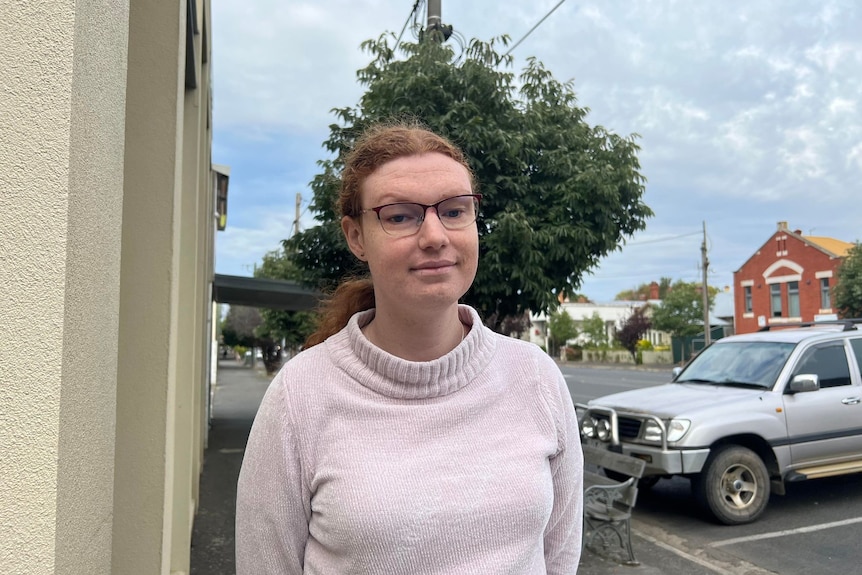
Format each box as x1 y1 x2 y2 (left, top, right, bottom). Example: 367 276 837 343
341 152 479 318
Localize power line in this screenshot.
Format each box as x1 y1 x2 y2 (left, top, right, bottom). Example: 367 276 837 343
504 0 567 56
395 0 423 47
621 231 702 246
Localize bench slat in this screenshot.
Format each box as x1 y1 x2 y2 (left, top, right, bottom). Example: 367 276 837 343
582 444 646 478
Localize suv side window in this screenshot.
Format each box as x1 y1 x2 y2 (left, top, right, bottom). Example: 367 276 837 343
850 338 862 379
792 344 852 388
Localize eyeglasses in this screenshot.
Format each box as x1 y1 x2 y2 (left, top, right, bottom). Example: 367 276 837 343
359 194 482 238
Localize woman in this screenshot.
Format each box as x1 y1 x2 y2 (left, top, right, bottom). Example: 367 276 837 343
236 122 583 574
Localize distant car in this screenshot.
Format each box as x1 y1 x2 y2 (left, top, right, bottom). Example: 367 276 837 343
578 319 862 525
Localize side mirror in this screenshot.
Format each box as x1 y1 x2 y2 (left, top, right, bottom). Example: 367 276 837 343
788 374 820 394
671 366 682 380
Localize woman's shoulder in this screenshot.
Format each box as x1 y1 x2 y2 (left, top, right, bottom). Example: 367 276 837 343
269 342 340 394
488 330 558 368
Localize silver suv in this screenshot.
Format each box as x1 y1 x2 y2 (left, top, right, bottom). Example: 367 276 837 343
578 320 862 525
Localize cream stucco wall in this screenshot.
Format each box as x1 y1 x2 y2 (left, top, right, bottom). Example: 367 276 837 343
1 1 214 574
1 1 129 573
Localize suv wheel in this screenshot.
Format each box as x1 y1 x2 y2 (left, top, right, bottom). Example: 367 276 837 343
694 445 769 525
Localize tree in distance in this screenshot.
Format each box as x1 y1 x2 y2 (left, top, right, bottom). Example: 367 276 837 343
253 248 318 370
833 241 862 318
548 308 578 356
615 305 652 361
284 32 652 331
580 311 610 349
651 280 716 339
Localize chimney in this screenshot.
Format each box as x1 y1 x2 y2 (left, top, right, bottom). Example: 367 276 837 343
777 221 788 231
649 281 660 300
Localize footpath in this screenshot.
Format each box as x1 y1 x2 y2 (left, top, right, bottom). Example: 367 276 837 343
190 360 718 575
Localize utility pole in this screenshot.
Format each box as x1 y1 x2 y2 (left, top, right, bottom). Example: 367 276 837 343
701 221 711 346
425 0 451 42
292 192 301 237
427 0 441 32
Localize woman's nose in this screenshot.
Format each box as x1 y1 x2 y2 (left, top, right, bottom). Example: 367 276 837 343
417 206 449 246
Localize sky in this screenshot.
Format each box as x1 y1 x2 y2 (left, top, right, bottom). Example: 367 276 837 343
211 0 861 302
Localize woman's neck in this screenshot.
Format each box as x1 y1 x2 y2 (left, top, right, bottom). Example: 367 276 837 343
361 305 468 362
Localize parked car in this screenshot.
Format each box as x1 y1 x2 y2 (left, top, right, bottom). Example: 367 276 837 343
578 319 862 525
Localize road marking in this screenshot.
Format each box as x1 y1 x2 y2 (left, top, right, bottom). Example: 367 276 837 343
635 530 737 575
633 521 777 574
219 448 245 454
709 516 862 547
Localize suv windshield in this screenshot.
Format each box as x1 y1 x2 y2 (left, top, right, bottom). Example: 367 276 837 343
676 341 796 389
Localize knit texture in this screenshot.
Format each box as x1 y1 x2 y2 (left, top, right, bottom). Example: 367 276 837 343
236 305 583 574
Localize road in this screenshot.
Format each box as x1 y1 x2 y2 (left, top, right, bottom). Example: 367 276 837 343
563 364 862 575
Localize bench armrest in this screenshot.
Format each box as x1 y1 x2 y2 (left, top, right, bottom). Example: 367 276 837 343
584 477 637 514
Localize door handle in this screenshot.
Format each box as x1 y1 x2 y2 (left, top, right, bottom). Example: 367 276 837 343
841 397 861 405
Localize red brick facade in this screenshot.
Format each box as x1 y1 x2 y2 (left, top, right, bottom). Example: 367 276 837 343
733 222 847 334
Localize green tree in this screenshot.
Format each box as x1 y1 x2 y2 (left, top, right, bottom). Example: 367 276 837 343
833 241 862 318
253 248 318 356
285 33 651 331
222 305 263 349
651 280 715 338
548 308 578 355
580 312 609 349
615 305 651 361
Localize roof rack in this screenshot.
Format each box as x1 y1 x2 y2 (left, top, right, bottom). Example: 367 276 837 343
758 318 862 332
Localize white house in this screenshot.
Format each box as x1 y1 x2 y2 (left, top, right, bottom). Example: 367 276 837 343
528 300 671 349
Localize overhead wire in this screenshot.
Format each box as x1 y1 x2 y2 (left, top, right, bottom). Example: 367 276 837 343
395 0 423 47
504 0 568 56
620 231 702 246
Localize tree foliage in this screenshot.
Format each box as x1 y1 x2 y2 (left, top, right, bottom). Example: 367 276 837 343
222 305 263 349
580 312 609 349
651 281 715 338
500 312 531 338
833 242 862 318
253 248 318 355
615 306 652 360
285 33 651 331
548 308 578 354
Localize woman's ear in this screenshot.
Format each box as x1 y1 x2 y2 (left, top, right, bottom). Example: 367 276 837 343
341 216 367 261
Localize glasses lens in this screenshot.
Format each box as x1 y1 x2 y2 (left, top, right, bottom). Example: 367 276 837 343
436 195 479 230
376 203 424 236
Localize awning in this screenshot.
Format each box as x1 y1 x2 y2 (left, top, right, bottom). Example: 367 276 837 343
212 274 322 311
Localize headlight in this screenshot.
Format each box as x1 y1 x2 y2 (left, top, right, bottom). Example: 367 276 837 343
643 418 691 443
596 418 612 441
666 419 691 442
643 420 663 443
581 416 597 438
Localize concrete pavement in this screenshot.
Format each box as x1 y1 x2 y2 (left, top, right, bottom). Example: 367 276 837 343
189 359 711 574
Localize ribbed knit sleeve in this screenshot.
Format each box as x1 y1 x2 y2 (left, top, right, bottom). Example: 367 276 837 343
539 353 584 573
236 374 309 575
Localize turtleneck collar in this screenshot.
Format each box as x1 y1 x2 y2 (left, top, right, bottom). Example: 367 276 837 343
326 305 497 399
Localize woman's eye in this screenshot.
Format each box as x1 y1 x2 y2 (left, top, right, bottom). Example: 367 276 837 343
385 213 416 225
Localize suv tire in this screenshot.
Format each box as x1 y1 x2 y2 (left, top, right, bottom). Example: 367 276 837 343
694 445 769 525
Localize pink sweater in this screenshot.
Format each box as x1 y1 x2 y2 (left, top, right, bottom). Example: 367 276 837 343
236 306 583 574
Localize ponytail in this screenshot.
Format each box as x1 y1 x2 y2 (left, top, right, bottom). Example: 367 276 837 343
303 278 375 348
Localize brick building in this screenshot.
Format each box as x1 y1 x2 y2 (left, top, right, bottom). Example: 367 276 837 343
733 221 854 334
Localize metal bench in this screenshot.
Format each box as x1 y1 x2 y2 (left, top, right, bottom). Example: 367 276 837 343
582 443 646 565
